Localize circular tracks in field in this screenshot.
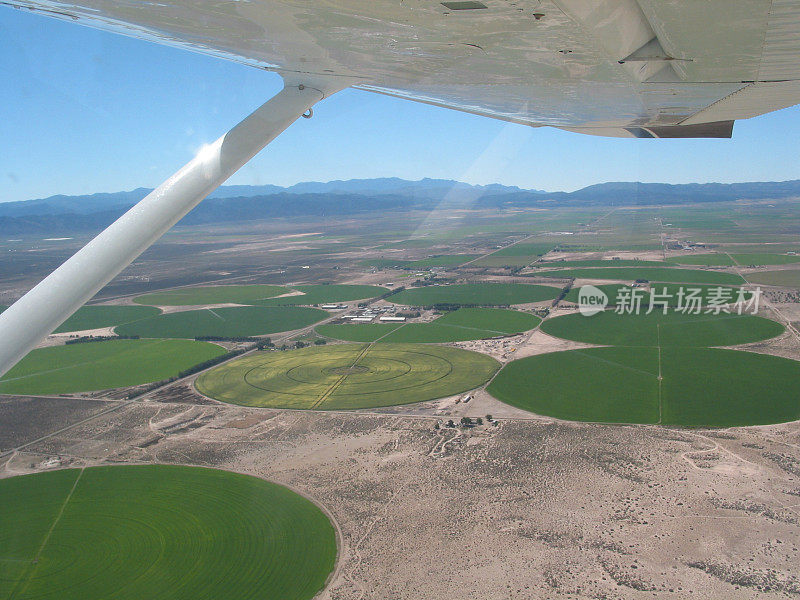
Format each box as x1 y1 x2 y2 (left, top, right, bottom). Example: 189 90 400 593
196 343 499 410
0 465 337 600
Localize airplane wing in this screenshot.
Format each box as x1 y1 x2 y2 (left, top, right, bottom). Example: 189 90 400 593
3 0 800 138
3 0 800 376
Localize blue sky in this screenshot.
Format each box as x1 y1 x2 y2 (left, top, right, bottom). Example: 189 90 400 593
2 6 800 203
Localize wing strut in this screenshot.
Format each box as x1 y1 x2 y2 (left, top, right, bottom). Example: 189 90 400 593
0 80 337 377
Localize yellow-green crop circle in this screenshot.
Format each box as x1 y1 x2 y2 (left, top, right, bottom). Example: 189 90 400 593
0 465 337 600
196 343 499 410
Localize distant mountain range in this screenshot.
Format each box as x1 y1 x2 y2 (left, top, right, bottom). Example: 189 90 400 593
1 177 799 235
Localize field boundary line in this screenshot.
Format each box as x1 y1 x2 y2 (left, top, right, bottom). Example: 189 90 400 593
657 324 663 424
205 308 224 320
9 467 85 600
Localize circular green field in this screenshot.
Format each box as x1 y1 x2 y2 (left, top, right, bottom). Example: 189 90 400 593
0 339 226 395
317 307 540 343
0 465 336 600
487 347 800 427
196 343 499 409
115 306 329 339
388 283 560 306
540 309 783 347
134 284 289 306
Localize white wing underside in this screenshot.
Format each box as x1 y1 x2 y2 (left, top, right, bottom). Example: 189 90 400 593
4 0 800 136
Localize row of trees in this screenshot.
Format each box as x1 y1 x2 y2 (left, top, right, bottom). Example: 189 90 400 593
66 334 139 345
436 415 495 429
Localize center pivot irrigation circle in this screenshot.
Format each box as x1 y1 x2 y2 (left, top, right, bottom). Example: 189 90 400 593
0 465 337 600
196 343 500 410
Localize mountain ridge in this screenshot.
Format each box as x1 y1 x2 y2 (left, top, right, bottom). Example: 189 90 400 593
2 178 800 235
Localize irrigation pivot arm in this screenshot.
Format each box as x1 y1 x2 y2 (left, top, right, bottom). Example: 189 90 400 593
0 80 338 377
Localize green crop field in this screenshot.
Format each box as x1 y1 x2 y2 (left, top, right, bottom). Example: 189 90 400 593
389 283 560 306
50 305 161 333
435 307 540 331
488 347 660 424
134 284 288 306
316 323 403 342
318 308 540 343
541 309 783 347
196 343 499 409
563 284 630 305
489 242 555 257
471 255 540 267
257 284 388 305
731 253 800 266
535 267 744 285
408 254 478 267
362 258 411 269
661 348 800 426
0 465 336 600
488 346 800 427
665 254 735 266
532 259 668 268
115 306 328 338
0 304 161 333
564 283 752 307
745 269 800 288
0 339 225 395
